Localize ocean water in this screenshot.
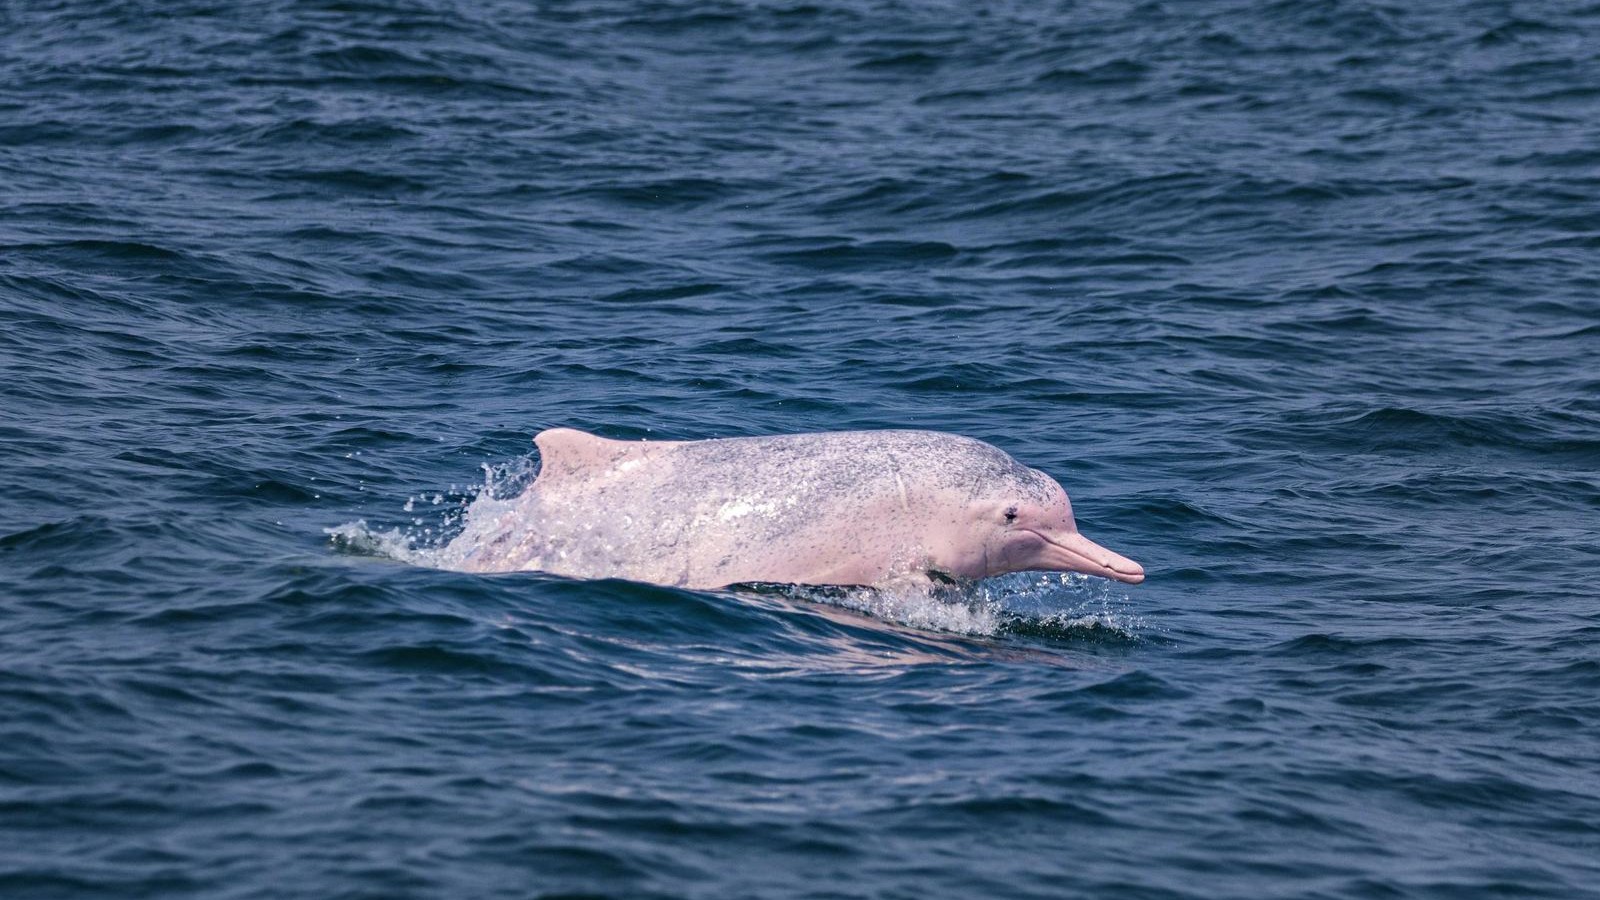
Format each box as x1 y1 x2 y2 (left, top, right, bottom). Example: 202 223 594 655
3 0 1599 897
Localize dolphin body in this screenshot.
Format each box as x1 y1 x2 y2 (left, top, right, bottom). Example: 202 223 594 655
446 428 1145 590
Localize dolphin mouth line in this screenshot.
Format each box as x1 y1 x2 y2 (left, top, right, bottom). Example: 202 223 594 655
1020 528 1145 584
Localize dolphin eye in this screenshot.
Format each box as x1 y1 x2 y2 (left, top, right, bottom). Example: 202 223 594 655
1004 506 1018 523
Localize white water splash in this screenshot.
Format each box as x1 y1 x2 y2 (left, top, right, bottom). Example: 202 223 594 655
996 571 1150 640
326 457 536 569
812 581 1008 636
754 572 1144 640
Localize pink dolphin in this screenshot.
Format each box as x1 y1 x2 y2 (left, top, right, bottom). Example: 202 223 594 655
445 428 1144 590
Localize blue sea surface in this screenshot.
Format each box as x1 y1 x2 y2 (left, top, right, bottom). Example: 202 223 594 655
3 1 1599 897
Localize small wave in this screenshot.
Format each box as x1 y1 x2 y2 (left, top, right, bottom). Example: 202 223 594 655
326 519 422 562
746 581 1005 636
740 572 1144 642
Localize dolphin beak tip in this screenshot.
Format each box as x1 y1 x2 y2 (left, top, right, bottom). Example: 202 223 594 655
1040 531 1146 585
1104 559 1144 584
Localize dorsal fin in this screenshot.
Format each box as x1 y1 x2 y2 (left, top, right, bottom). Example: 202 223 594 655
532 427 674 486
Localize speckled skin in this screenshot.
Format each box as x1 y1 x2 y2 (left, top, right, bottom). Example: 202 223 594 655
448 428 1144 589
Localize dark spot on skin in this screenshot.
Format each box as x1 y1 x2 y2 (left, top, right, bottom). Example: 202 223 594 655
1004 506 1018 523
